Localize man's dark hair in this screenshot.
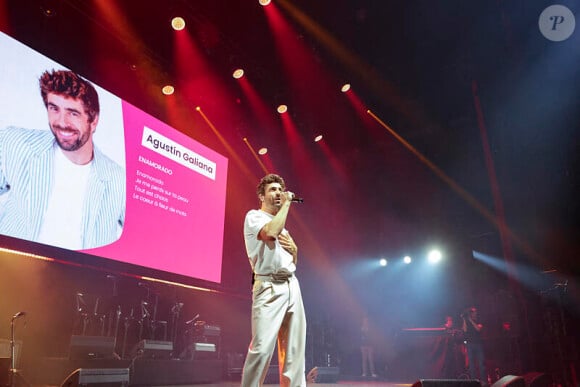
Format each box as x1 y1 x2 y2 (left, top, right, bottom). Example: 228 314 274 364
39 69 100 123
257 173 285 196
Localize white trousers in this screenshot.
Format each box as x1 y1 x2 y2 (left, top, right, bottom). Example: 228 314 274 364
241 275 307 387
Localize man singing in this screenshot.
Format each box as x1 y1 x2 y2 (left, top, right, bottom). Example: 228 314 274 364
241 173 307 387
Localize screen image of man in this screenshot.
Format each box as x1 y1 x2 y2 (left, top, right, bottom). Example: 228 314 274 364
0 69 125 250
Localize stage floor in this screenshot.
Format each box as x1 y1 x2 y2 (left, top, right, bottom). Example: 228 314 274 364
35 384 409 387
189 382 412 387
33 378 414 387
30 357 422 387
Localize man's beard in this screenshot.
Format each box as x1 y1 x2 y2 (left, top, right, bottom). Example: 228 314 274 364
51 124 90 152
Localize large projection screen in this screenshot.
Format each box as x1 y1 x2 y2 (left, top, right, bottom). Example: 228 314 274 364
0 31 228 284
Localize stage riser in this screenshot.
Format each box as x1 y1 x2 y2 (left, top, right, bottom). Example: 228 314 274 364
131 358 222 385
37 358 222 385
413 380 482 387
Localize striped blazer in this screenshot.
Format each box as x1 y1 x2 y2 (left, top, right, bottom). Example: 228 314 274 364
0 127 126 249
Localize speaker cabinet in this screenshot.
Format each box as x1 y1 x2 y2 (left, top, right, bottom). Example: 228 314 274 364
226 352 244 379
178 342 216 360
313 366 339 383
491 375 525 387
412 379 482 387
60 368 129 386
130 339 173 360
69 336 117 360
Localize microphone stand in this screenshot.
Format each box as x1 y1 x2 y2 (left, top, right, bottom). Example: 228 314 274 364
9 313 29 387
170 302 184 350
121 308 135 359
75 293 88 335
150 293 159 339
9 315 16 387
138 301 150 341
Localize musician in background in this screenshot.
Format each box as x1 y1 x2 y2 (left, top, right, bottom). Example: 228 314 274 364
462 307 486 384
443 316 454 331
442 315 467 378
360 315 378 378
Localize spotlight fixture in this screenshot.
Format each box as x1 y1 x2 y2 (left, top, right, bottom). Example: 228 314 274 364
277 104 288 114
40 1 58 18
379 258 388 267
161 85 175 95
314 134 323 142
403 256 412 264
259 0 271 6
427 249 442 264
41 7 56 18
232 69 244 79
258 147 268 155
341 83 351 92
171 17 186 31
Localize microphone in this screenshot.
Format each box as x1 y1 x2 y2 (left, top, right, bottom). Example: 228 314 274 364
13 311 26 319
291 196 304 203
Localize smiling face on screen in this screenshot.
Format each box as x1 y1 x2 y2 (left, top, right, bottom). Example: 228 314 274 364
47 92 97 164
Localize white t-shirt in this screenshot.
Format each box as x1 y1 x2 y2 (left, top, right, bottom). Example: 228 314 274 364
243 209 295 275
37 146 91 249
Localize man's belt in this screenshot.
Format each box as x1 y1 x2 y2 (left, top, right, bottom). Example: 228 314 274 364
254 272 294 283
